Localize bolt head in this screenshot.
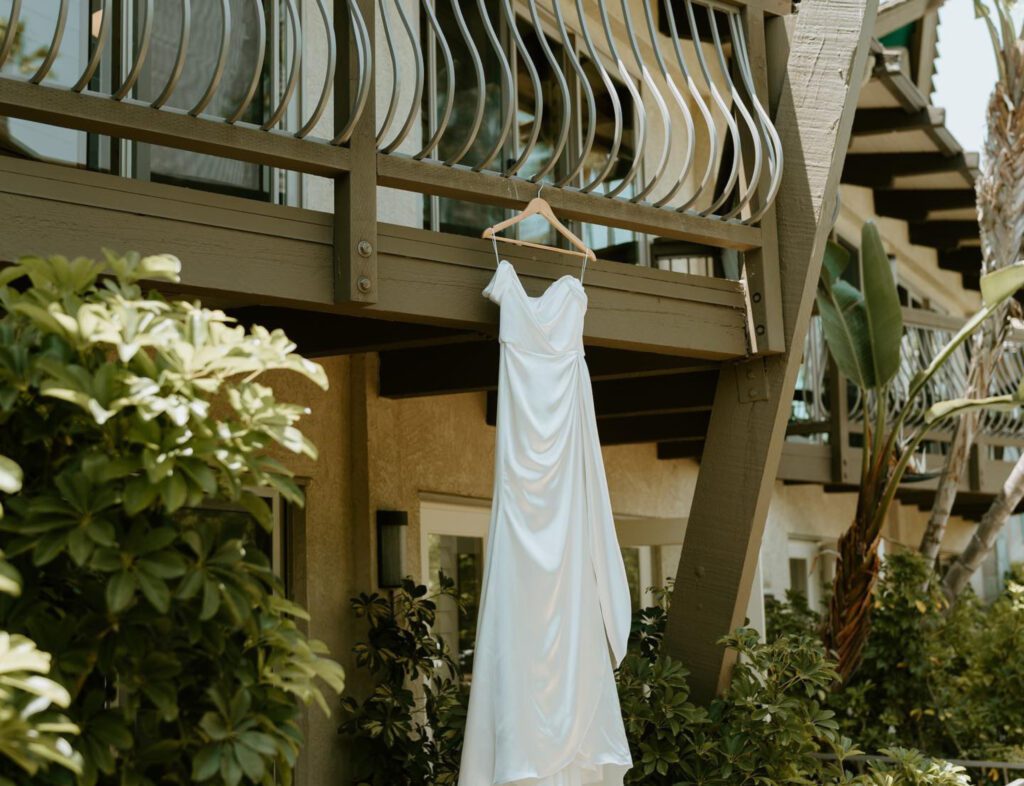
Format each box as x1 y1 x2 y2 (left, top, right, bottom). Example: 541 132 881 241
357 275 372 293
357 240 373 257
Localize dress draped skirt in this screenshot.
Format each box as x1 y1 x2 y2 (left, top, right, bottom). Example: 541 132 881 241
457 260 633 786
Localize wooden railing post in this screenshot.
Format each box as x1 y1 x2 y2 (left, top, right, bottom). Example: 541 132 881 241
662 0 878 704
334 0 377 304
741 9 785 354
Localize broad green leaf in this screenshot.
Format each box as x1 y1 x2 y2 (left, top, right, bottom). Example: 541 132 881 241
136 570 171 614
816 279 874 389
822 241 851 285
925 393 1021 424
980 261 1024 306
192 744 222 782
859 221 903 388
106 570 137 614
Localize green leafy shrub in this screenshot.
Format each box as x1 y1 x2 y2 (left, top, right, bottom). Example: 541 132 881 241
770 551 1024 767
339 577 466 786
0 253 344 785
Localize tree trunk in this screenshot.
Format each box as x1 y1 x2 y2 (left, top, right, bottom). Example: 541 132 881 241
824 508 882 681
919 410 977 565
943 452 1024 598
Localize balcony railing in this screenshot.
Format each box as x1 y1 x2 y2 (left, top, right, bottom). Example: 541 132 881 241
792 310 1024 442
0 0 782 229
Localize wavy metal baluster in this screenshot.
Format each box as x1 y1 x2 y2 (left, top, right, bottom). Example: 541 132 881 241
73 0 112 92
575 0 622 193
382 0 423 154
597 0 645 198
29 0 68 84
664 0 716 212
471 0 514 171
443 0 486 166
620 0 670 203
263 0 301 130
333 0 374 144
730 13 783 223
190 0 230 116
413 0 455 159
227 0 265 123
298 0 336 138
373 0 401 145
552 0 595 188
640 0 694 208
685 0 741 217
112 0 153 99
708 7 761 220
502 0 543 177
525 0 570 182
0 0 21 72
151 0 190 108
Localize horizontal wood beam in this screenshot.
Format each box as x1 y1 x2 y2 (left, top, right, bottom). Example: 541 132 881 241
875 0 930 37
377 155 762 251
0 156 752 360
908 220 979 250
841 152 974 188
596 411 712 446
227 306 483 356
0 79 352 177
851 106 944 136
380 342 718 398
656 440 706 460
873 189 976 221
484 370 718 422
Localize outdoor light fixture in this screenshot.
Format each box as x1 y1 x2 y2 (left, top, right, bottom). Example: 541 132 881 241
376 509 408 589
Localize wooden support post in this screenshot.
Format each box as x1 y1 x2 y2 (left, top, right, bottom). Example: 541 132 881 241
827 359 853 484
334 0 377 304
661 0 878 704
740 9 785 354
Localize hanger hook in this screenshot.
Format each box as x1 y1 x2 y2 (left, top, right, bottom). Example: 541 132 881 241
537 183 544 201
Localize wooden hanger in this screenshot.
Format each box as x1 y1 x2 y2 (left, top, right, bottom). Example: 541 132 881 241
482 190 597 263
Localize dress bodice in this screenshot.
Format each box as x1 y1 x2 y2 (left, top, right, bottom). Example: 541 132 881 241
483 259 587 356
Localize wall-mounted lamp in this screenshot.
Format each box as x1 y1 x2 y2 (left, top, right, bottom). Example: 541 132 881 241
376 509 408 589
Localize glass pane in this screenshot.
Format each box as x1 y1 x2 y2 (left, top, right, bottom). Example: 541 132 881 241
788 557 809 600
134 0 268 197
1 3 89 164
427 533 484 676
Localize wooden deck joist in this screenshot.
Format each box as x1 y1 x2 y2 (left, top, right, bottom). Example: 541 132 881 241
483 370 718 422
841 152 975 187
379 342 716 398
0 156 752 360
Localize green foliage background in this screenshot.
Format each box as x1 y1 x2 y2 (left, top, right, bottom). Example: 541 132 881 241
0 253 345 786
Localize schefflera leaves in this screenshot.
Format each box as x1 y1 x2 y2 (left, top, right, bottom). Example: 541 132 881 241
0 251 343 786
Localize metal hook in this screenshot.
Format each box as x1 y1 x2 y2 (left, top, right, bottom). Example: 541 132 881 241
537 183 544 201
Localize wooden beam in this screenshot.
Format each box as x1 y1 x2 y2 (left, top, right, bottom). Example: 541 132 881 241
908 220 979 250
873 189 976 221
841 152 973 187
226 306 483 356
596 411 712 446
380 342 718 398
0 157 752 359
0 78 352 177
875 0 929 37
657 440 706 460
662 0 878 704
851 106 945 136
376 155 763 251
484 371 718 423
335 0 377 304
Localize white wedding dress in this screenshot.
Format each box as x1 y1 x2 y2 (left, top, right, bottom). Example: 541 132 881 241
458 259 633 786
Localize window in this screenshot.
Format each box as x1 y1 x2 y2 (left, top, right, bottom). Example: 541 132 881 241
1 1 281 202
421 499 490 677
785 537 835 613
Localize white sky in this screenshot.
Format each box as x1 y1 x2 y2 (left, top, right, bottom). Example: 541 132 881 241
932 0 1024 154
